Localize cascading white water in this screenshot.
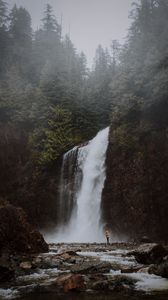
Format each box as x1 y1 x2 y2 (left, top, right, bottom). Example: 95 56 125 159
46 127 109 243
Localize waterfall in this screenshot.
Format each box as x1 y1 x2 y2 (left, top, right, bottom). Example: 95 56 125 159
47 127 109 243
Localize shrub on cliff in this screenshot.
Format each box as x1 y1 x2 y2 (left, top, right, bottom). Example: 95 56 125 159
29 105 81 167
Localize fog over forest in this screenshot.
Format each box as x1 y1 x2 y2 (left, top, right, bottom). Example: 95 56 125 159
0 0 168 217
7 0 132 65
1 0 168 298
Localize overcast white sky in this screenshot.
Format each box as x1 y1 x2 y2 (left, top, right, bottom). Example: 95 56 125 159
7 0 134 66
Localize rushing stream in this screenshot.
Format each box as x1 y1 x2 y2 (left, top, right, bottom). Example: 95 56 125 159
0 244 168 300
46 127 109 243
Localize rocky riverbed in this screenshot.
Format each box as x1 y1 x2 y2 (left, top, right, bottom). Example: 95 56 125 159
0 243 168 300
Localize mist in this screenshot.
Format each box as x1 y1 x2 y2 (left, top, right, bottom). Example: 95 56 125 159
8 0 133 65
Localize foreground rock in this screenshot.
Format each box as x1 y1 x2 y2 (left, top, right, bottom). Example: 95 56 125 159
70 261 111 274
0 200 48 282
56 274 86 292
54 272 136 293
0 202 48 255
131 243 167 264
149 257 168 278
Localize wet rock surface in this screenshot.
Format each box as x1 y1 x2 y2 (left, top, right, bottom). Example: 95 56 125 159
0 201 49 255
70 261 111 274
0 200 49 285
55 273 86 292
131 243 168 264
149 258 168 278
0 242 168 299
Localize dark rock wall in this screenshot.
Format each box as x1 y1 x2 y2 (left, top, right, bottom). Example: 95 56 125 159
101 124 168 242
58 147 82 226
16 162 62 228
0 122 62 227
0 123 29 201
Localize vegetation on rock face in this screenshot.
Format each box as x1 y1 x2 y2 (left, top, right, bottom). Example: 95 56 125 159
30 105 80 166
101 0 168 241
109 0 168 157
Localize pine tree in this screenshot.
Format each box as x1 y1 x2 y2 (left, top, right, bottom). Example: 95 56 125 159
0 0 7 27
111 40 120 75
42 4 60 35
94 45 110 77
9 5 32 80
78 52 87 80
9 5 32 47
0 0 9 76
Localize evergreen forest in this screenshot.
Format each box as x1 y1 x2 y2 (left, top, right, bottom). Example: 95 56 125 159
0 0 168 225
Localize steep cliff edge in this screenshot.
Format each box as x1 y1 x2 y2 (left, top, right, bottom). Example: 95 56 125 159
0 122 61 227
101 100 168 241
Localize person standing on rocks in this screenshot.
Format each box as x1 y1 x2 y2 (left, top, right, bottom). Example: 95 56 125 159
105 229 110 245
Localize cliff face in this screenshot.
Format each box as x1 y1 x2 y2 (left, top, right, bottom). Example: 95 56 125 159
101 103 168 242
0 123 29 202
0 122 61 227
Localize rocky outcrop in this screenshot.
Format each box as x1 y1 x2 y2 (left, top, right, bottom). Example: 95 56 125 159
149 257 168 278
101 109 168 241
70 261 111 274
0 200 48 255
131 243 167 264
56 274 86 292
21 159 62 227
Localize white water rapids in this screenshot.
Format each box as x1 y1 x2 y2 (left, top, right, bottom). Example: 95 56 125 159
46 127 109 243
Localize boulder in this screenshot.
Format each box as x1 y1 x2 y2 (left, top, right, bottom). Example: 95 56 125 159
137 266 150 273
131 243 167 264
60 253 71 260
0 266 15 282
56 274 86 292
40 256 62 269
70 261 111 274
59 250 78 258
91 274 136 292
91 279 109 290
57 251 80 264
149 259 168 278
0 203 48 255
20 261 32 270
120 266 142 273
